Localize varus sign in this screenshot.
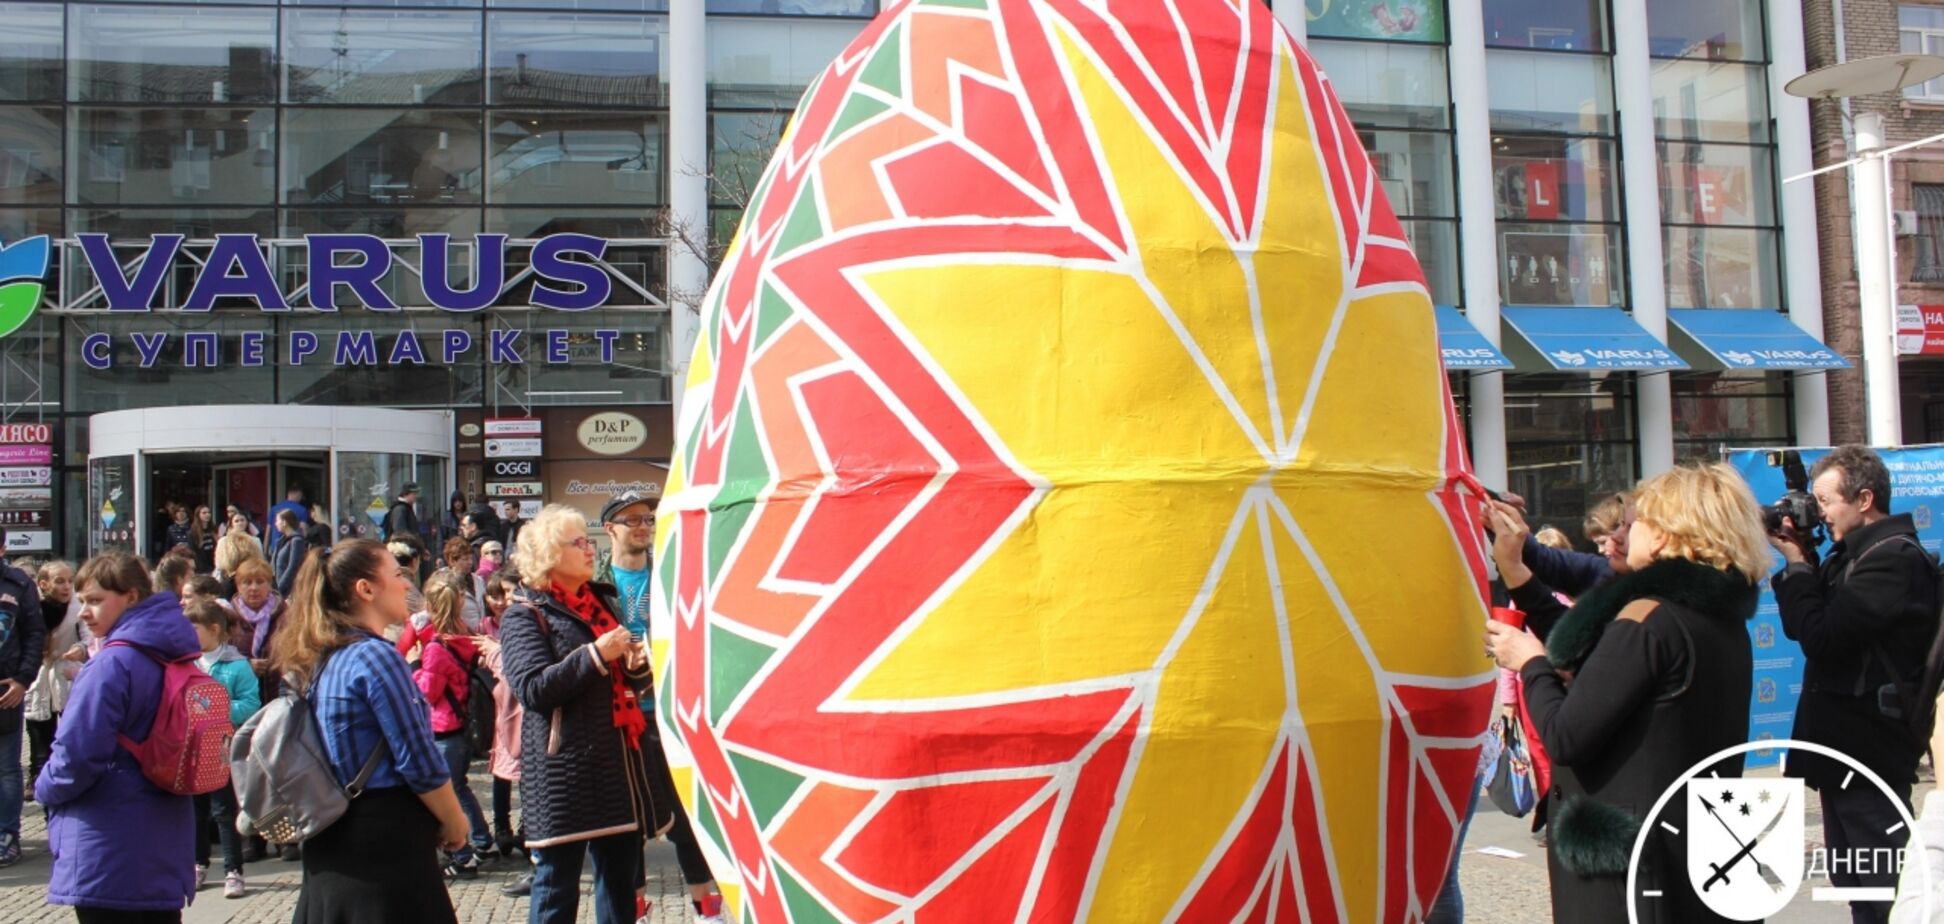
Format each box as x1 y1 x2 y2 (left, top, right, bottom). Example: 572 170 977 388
78 233 615 312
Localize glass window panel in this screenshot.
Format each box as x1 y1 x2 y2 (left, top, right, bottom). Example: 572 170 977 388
1492 134 1620 222
489 112 663 206
283 109 482 205
488 0 663 11
487 208 656 239
1658 140 1775 226
282 317 484 410
286 0 473 6
1646 0 1765 62
1487 50 1614 135
1403 219 1460 305
1671 371 1791 450
0 4 62 102
710 111 785 207
70 108 275 206
1906 5 1944 30
1915 183 1944 283
64 314 276 414
69 4 276 104
1508 441 1638 539
708 16 864 109
0 313 59 409
707 0 874 13
488 13 667 108
1307 40 1450 130
1484 0 1605 50
0 107 61 206
1361 129 1454 217
491 309 667 405
284 10 483 105
1663 225 1781 309
1651 60 1769 144
0 209 58 240
495 240 665 307
70 207 274 237
278 215 479 308
1498 222 1625 306
333 450 417 541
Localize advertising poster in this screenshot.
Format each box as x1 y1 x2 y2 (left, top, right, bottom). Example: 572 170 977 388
1500 229 1612 306
1306 0 1444 42
1727 446 1944 767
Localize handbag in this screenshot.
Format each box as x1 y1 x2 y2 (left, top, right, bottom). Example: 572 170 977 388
1485 713 1537 817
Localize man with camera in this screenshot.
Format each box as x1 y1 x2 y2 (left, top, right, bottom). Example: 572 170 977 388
1772 445 1940 924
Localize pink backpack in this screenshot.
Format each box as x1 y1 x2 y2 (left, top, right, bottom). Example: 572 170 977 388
110 642 234 796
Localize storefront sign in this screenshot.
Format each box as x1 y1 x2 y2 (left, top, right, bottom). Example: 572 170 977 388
577 412 647 456
1897 304 1944 355
490 460 538 478
0 467 51 487
80 327 626 370
485 418 543 437
0 487 51 509
1690 167 1728 224
487 481 544 497
1524 162 1558 220
0 510 47 527
0 424 51 444
1306 0 1444 42
485 438 543 459
0 445 52 466
4 530 50 552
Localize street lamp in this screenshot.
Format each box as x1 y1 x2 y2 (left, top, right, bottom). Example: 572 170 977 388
1785 53 1944 448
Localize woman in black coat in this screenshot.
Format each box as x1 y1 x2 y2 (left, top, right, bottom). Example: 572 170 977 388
1486 463 1771 924
500 504 671 924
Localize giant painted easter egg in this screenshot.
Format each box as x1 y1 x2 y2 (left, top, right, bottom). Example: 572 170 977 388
652 0 1496 920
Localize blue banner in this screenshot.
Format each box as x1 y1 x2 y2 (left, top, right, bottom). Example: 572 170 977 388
1727 445 1944 767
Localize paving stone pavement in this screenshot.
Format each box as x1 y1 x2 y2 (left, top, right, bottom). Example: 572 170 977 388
0 766 698 924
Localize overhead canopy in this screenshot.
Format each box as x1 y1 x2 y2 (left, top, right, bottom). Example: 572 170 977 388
1434 305 1513 370
1500 307 1689 372
1666 309 1851 370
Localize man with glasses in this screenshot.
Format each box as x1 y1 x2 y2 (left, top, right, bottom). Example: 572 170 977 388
592 492 729 923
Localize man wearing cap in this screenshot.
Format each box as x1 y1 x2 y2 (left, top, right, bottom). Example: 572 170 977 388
593 492 729 922
383 483 421 544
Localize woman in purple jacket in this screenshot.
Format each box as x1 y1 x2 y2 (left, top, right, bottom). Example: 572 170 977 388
37 551 199 923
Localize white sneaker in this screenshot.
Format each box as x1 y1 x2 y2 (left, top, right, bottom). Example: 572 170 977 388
194 864 208 889
224 872 245 899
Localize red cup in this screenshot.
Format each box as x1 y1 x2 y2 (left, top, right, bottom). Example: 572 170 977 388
1490 607 1527 630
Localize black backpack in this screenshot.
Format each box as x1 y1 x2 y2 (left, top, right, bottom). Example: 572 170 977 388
433 641 497 756
1850 535 1944 737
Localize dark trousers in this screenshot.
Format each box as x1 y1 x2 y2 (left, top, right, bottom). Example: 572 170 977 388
74 910 181 924
493 775 515 839
1821 781 1913 924
193 783 244 873
529 832 639 924
26 715 55 791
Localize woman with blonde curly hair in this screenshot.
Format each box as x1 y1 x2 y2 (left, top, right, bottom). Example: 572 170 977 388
1485 462 1770 924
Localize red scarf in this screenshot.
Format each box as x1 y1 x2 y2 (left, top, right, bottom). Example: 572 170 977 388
550 582 647 747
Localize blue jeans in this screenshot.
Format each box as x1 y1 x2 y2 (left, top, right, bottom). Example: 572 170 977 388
529 831 639 924
433 734 493 861
0 724 21 839
1427 771 1483 924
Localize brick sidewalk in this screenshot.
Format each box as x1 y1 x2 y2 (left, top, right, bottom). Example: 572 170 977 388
0 767 699 924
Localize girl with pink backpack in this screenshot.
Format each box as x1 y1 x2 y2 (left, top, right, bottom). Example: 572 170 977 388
38 552 204 923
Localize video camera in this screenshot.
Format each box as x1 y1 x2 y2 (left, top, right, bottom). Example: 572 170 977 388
1762 450 1825 549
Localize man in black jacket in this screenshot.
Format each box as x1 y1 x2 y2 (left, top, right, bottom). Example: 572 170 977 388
383 483 421 543
1773 445 1940 924
0 536 44 867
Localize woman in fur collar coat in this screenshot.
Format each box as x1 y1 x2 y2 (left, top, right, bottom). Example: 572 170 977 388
1486 463 1770 924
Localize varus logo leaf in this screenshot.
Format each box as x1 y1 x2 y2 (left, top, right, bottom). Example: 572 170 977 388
0 236 51 340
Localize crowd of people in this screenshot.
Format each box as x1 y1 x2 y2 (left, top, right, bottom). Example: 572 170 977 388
0 489 727 924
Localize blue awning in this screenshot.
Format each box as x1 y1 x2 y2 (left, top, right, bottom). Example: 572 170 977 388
1434 305 1513 370
1500 307 1689 371
1666 309 1851 370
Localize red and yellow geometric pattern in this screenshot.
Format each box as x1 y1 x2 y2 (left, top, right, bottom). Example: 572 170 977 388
653 0 1496 919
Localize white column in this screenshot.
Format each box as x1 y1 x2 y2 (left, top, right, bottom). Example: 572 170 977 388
668 2 709 426
1768 0 1831 447
1447 0 1505 489
1611 0 1675 475
1853 112 1904 447
1274 0 1305 45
